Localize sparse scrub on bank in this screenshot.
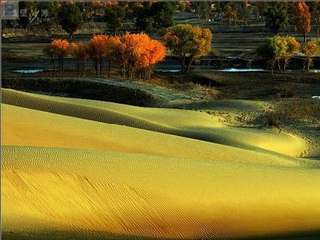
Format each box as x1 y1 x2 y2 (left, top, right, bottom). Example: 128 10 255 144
2 78 156 107
275 100 320 125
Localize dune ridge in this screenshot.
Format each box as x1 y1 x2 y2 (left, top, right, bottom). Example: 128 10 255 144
2 89 309 157
2 88 320 239
3 103 309 167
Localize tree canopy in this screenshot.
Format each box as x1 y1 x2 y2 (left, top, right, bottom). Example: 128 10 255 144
104 5 125 35
160 24 212 73
150 2 175 29
302 39 319 70
264 2 289 35
133 2 174 32
69 42 89 76
58 3 83 39
109 33 166 79
257 36 300 73
294 2 311 43
43 39 69 71
87 34 110 76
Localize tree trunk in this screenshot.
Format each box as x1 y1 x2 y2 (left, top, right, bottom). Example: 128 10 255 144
99 58 103 77
303 33 306 43
95 60 98 76
83 60 86 77
185 56 194 73
108 60 111 78
181 55 186 73
283 58 288 71
307 58 312 71
52 58 55 72
77 61 80 74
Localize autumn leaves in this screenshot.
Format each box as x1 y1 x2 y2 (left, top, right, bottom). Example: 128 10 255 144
43 39 70 72
43 24 214 78
43 33 166 79
161 24 212 73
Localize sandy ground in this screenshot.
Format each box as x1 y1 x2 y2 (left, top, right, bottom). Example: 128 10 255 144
2 88 320 239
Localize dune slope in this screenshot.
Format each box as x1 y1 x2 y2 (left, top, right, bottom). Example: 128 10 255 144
2 88 320 239
2 89 309 157
3 146 320 239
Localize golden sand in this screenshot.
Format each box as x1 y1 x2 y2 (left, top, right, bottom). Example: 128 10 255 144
2 88 320 239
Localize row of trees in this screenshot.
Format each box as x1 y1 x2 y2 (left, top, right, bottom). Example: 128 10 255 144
6 1 177 38
43 33 166 79
263 2 311 42
43 24 213 77
6 1 320 42
257 36 319 73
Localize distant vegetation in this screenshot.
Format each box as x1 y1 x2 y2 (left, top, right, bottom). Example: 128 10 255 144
257 36 319 73
3 1 320 76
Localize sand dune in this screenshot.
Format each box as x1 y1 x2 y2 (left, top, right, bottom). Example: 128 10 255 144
2 89 309 157
2 88 320 239
3 146 320 239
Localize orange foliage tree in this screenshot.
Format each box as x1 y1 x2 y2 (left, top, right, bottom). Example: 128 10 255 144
109 33 166 79
43 44 57 71
87 35 109 76
44 34 165 79
69 43 89 76
135 35 166 79
294 2 311 43
43 39 69 72
301 39 319 70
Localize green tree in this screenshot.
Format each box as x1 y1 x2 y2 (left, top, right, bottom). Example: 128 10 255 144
133 3 153 31
311 1 320 39
18 2 39 31
237 2 251 24
195 2 213 24
264 2 289 35
58 3 83 39
75 1 94 21
37 2 58 33
257 36 300 74
161 24 212 73
255 2 268 21
257 37 279 74
150 2 175 29
104 5 125 36
133 2 174 31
